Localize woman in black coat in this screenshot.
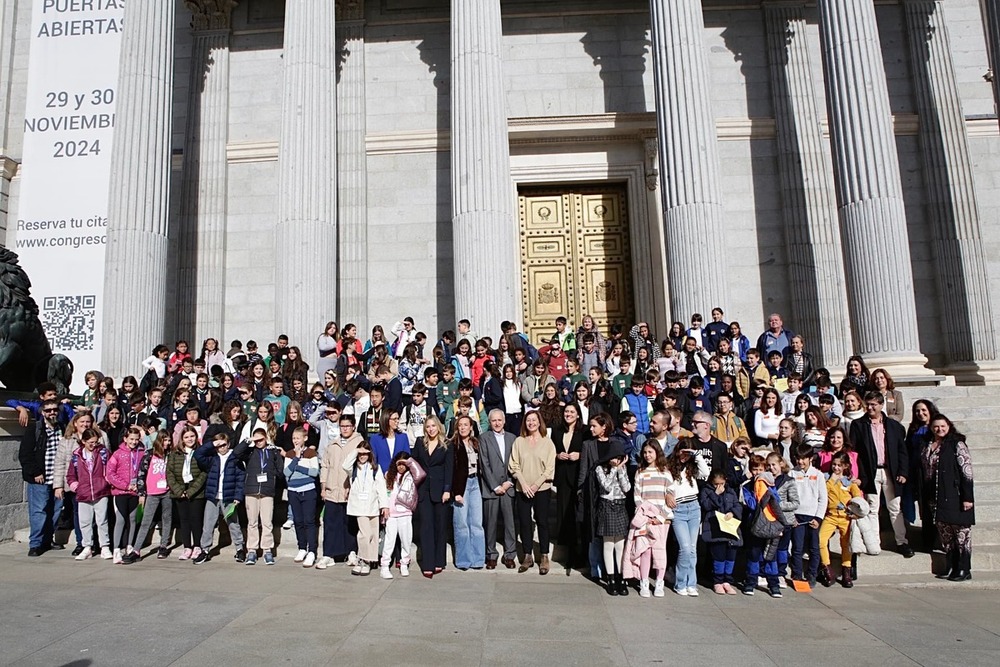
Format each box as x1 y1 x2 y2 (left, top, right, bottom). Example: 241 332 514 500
921 414 975 581
411 415 454 579
551 403 586 567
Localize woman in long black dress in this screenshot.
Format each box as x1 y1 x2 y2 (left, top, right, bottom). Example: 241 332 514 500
551 403 586 569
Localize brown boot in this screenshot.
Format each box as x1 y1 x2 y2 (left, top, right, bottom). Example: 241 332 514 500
518 555 534 573
539 555 550 575
841 567 853 589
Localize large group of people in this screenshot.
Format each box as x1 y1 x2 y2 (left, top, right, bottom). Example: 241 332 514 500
14 310 976 595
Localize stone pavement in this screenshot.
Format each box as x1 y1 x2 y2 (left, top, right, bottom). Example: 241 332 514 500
1 541 998 667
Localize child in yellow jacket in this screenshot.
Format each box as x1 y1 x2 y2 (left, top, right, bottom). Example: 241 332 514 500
818 452 862 588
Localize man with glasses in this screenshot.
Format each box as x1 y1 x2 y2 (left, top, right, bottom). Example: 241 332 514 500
18 398 65 556
685 410 728 476
317 414 363 569
850 391 913 558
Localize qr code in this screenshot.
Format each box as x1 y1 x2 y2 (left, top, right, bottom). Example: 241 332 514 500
42 295 96 351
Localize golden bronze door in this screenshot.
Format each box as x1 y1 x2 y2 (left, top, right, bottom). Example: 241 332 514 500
518 186 636 346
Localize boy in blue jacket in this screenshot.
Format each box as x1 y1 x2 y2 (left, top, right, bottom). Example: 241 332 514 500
193 432 247 564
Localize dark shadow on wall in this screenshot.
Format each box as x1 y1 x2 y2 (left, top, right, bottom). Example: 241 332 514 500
580 19 650 114
416 35 455 330
717 13 790 336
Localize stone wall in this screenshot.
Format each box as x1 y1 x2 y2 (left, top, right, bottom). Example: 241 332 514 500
0 407 26 543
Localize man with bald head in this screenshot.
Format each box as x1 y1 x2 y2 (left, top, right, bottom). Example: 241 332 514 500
756 313 795 359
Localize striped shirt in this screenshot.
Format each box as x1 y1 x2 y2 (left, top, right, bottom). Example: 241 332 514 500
633 467 673 520
44 424 61 485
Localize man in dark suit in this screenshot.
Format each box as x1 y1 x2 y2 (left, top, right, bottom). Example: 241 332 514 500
479 409 518 569
850 391 914 557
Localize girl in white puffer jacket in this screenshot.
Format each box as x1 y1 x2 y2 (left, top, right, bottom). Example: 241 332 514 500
343 444 388 576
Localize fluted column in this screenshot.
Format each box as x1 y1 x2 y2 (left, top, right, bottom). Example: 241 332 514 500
763 2 852 369
903 0 999 379
816 0 929 374
337 0 368 329
648 0 729 320
102 0 175 377
451 0 520 334
984 0 1000 118
176 1 236 344
276 0 337 351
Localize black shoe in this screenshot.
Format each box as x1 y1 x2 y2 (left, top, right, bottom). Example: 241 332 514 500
898 544 915 559
48 543 65 551
948 552 972 581
606 578 619 596
193 551 210 565
234 549 247 563
850 554 859 581
121 551 138 565
72 545 85 557
157 547 169 560
27 548 42 557
936 548 957 579
617 576 630 597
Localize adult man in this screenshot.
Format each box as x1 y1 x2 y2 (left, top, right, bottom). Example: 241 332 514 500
756 313 795 359
479 410 518 569
646 410 677 457
684 410 728 475
704 307 730 353
18 398 65 556
850 392 914 557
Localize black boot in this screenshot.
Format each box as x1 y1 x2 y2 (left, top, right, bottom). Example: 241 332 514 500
936 548 957 579
850 553 858 581
617 574 630 596
948 550 972 582
606 575 619 596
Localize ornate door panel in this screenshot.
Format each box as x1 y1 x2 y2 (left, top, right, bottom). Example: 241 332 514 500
519 186 635 346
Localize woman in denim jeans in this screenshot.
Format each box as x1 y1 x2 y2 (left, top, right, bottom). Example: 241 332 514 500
451 416 486 569
665 443 709 595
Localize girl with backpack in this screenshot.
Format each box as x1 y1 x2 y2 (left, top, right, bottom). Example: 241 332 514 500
342 442 388 576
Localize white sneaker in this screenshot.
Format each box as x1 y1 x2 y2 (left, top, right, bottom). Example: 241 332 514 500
400 564 410 577
100 547 113 560
347 550 358 566
779 577 788 589
282 519 293 530
674 587 689 596
380 567 393 580
359 562 371 576
112 549 123 565
293 549 307 563
653 580 665 597
303 552 315 568
315 556 332 570
351 564 363 576
75 547 93 561
687 586 700 597
638 578 651 598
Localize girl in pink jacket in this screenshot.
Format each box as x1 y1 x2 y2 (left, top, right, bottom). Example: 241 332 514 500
66 428 112 561
106 426 145 564
379 452 425 579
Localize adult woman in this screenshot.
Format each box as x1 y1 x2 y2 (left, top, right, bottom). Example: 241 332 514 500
509 411 556 574
801 406 832 452
538 383 563 432
98 405 126 453
922 415 975 581
411 416 453 578
500 364 524 436
398 343 426 408
869 368 903 422
629 441 673 597
551 403 586 567
728 321 753 362
907 399 939 546
839 390 865 434
576 413 616 580
201 338 226 372
816 427 860 481
782 335 815 387
53 412 96 556
665 442 710 595
753 388 783 448
317 321 340 379
450 416 486 570
839 355 871 396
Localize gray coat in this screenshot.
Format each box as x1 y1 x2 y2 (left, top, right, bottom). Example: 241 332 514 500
478 429 516 498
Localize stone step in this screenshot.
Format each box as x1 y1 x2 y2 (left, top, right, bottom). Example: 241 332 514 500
967 447 1000 464
925 397 1000 411
931 407 1000 422
971 500 1000 522
828 545 1000 576
915 386 999 399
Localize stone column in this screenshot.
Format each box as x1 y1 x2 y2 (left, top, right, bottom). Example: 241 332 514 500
451 0 520 334
904 0 999 381
276 0 337 351
336 0 367 329
102 0 176 377
983 0 1000 117
176 1 236 344
816 0 930 375
763 2 852 369
648 0 729 321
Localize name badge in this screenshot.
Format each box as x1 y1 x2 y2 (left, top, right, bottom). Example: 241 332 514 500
156 479 168 490
357 492 370 501
257 474 268 483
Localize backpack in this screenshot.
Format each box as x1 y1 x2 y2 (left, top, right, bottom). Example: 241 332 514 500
139 368 158 396
749 487 784 540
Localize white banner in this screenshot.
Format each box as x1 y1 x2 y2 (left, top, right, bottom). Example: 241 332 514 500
12 0 124 390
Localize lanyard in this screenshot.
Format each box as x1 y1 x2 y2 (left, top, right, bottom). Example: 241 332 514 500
259 448 267 471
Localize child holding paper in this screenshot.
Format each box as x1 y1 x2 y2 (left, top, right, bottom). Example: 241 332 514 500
699 470 742 595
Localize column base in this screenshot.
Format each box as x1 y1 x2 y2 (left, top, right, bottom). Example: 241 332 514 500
945 361 1000 386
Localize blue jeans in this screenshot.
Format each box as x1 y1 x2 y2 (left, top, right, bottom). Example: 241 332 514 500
288 488 318 553
589 538 603 578
791 514 820 580
452 477 485 568
672 500 700 591
27 483 63 549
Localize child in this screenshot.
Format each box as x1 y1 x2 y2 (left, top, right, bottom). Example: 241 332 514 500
436 365 459 418
265 378 291 425
725 436 752 489
700 470 742 595
238 427 284 565
105 426 146 564
739 455 779 596
283 428 320 566
628 442 672 598
135 431 173 559
167 426 208 560
193 432 247 564
379 452 426 579
620 377 651 433
780 373 803 416
594 447 631 596
66 428 113 560
789 444 827 586
342 443 388 576
818 452 862 588
766 451 800 590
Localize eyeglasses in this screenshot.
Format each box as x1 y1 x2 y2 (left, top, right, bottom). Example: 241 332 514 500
42 408 58 413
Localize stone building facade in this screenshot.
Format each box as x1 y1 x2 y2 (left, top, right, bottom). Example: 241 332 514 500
3 0 1000 382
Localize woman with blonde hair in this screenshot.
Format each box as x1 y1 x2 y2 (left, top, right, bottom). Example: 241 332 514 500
411 415 453 578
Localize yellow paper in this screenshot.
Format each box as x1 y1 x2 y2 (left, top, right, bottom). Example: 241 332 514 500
715 511 741 538
773 378 789 393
